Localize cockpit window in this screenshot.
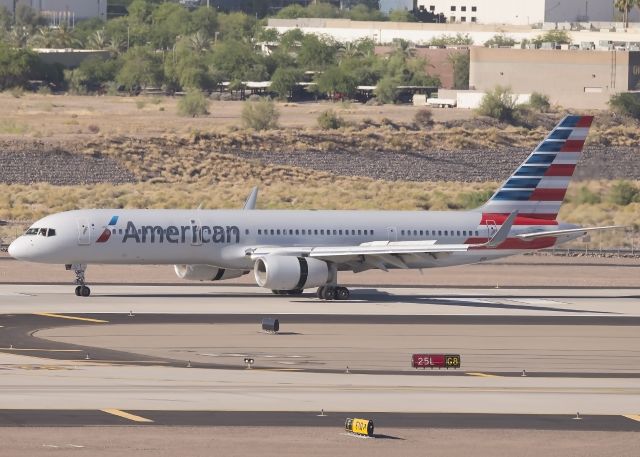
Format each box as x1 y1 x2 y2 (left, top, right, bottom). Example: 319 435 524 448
24 227 56 236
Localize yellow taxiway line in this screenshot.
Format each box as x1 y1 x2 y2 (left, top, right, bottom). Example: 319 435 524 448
101 409 154 423
623 414 640 422
34 313 108 323
466 372 500 378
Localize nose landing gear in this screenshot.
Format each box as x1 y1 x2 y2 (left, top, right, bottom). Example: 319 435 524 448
66 264 90 297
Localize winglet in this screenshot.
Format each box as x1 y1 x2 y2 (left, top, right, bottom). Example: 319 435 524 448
481 210 518 248
243 187 258 210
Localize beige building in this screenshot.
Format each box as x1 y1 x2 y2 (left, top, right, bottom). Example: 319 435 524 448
469 47 640 109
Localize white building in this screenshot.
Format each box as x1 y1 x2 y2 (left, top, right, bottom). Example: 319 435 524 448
0 0 107 22
416 0 639 25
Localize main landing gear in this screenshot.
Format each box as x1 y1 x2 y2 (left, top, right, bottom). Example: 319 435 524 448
66 264 90 297
316 286 350 301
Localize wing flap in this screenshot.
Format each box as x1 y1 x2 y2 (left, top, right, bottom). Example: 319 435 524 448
517 225 622 240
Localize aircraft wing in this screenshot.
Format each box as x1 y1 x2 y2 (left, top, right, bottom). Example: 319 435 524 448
247 211 518 270
516 225 623 240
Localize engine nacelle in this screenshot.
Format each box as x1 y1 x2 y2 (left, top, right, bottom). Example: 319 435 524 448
174 264 248 282
254 255 329 290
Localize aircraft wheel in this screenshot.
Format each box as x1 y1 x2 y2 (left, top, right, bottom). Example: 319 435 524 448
336 287 350 300
80 286 91 297
323 286 336 301
316 286 325 299
74 286 81 296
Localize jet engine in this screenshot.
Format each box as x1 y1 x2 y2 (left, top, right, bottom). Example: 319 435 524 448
174 264 249 281
253 256 329 291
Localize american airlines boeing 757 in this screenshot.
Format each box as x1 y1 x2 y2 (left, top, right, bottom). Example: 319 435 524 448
9 115 618 300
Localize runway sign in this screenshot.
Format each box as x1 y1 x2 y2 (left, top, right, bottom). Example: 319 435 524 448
411 354 461 369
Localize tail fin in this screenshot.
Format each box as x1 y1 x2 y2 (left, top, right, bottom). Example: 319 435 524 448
479 114 594 220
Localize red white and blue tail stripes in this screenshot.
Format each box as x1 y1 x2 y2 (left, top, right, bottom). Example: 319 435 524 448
479 115 593 220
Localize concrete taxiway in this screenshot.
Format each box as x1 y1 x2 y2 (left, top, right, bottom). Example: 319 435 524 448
0 282 638 454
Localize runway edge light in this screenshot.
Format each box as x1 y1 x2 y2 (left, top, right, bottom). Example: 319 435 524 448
345 418 374 437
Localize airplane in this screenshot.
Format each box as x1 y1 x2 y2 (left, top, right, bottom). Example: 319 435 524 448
8 115 619 300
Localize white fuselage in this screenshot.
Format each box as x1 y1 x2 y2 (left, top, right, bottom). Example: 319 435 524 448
8 208 579 270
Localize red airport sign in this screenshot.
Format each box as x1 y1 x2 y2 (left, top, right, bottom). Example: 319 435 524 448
411 354 461 369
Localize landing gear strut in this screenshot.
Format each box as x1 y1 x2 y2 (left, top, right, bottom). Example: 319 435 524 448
66 264 90 297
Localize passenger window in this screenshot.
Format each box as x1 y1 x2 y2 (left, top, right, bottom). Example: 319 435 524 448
314 230 318 235
413 230 417 236
371 230 374 235
457 231 461 236
333 230 337 235
475 231 479 236
295 229 299 235
339 230 342 235
444 231 448 236
462 230 466 236
357 230 362 235
351 230 355 235
258 229 262 235
438 230 442 236
302 229 306 235
419 230 423 236
270 229 274 235
401 230 405 236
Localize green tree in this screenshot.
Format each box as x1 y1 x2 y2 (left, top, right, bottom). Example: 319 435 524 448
211 40 266 81
275 4 309 19
189 6 218 38
388 9 414 22
218 12 256 41
116 46 163 91
270 67 302 100
314 65 357 99
374 75 399 103
0 6 13 33
476 85 517 123
615 0 640 29
533 30 571 46
449 52 469 89
484 34 517 47
349 4 385 21
427 33 473 46
298 34 338 70
15 4 46 32
72 56 119 91
150 2 190 50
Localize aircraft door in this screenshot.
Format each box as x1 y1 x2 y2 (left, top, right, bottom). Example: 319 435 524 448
190 218 202 246
77 220 91 245
387 227 397 242
486 220 497 239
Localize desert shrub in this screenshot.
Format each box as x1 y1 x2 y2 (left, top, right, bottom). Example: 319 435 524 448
528 92 550 112
608 180 639 205
573 185 601 205
241 98 279 130
609 92 640 120
476 85 517 123
177 90 210 117
37 85 52 95
456 189 495 209
484 34 517 48
317 109 344 130
413 108 433 128
10 87 23 98
135 100 146 109
87 124 100 134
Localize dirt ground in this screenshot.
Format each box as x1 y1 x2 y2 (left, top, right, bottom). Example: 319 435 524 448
1 253 638 287
0 93 473 138
0 427 637 457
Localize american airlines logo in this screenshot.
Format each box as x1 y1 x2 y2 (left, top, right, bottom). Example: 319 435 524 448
121 221 240 244
96 216 119 243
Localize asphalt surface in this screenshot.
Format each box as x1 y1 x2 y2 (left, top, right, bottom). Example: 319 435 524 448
2 313 640 377
0 410 637 432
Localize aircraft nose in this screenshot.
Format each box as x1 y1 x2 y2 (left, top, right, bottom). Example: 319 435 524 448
8 237 29 260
